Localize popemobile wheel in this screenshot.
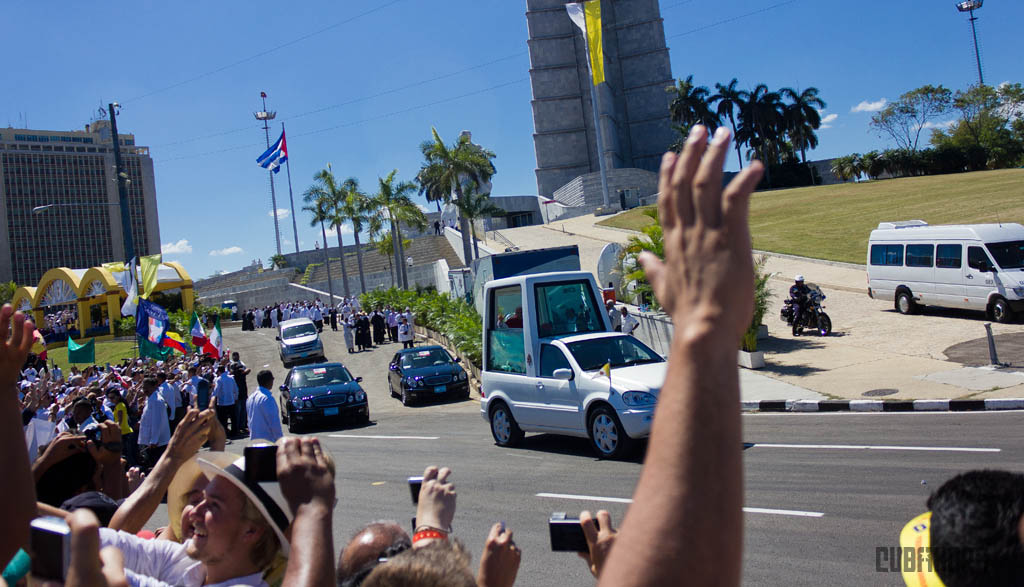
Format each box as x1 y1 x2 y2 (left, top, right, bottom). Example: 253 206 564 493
588 405 634 459
489 401 524 447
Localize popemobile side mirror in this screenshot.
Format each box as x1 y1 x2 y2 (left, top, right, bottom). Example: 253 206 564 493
454 357 462 363
275 336 281 341
552 368 574 381
279 385 288 392
356 376 363 383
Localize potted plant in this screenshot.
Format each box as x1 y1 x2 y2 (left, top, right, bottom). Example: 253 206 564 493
739 255 771 369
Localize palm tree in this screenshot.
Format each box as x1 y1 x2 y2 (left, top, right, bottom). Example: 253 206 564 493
369 230 411 288
417 128 496 264
781 87 825 164
711 78 746 169
452 181 504 260
332 177 372 295
667 75 719 136
300 196 336 306
618 208 663 309
737 84 785 186
370 170 426 289
304 165 351 298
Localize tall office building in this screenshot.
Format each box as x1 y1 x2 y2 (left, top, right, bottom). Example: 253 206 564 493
0 120 160 285
526 0 675 198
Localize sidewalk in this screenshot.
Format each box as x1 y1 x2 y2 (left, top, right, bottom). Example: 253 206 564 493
498 211 1024 406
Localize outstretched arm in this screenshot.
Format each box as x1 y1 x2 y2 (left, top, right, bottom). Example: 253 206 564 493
0 305 37 562
598 127 763 587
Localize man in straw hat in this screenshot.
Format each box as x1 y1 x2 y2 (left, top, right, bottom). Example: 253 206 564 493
94 436 336 586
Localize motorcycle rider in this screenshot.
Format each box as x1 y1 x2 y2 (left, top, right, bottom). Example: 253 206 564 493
789 275 811 335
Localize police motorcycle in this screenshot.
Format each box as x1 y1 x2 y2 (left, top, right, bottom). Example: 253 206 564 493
781 283 832 336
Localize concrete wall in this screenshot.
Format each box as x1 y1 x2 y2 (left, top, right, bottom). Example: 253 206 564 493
552 167 658 209
443 227 498 266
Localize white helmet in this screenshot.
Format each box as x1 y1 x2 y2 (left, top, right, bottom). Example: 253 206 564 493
794 275 805 282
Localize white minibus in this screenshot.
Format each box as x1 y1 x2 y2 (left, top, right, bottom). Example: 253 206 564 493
867 221 1024 323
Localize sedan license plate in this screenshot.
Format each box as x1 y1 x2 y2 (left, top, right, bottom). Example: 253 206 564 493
323 407 339 416
434 385 446 393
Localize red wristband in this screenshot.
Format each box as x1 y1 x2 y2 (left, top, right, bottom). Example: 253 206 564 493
413 529 447 543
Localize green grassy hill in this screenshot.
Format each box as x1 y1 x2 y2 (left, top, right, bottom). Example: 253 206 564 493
598 168 1024 264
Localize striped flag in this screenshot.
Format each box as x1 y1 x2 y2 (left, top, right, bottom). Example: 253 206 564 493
190 311 207 347
203 315 224 359
162 331 190 354
256 129 288 174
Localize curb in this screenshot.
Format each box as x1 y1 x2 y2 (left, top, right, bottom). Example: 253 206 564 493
741 398 1024 413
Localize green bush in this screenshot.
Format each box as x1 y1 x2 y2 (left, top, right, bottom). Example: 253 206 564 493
115 316 136 337
361 288 482 367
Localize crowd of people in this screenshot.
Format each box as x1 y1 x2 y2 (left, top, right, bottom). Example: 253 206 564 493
3 129 1021 586
242 297 417 353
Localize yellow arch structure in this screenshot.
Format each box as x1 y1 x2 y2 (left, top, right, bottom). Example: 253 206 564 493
21 262 195 349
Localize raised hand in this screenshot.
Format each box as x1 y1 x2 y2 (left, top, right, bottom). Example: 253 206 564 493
478 522 521 587
0 304 36 389
578 510 617 578
277 437 335 513
639 126 763 343
415 465 457 537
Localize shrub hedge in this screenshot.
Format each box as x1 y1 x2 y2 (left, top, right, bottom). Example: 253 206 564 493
361 288 482 367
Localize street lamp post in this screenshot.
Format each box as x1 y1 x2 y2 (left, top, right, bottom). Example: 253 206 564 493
955 0 985 86
107 103 136 262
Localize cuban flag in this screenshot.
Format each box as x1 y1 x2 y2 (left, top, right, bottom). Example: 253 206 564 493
256 130 288 174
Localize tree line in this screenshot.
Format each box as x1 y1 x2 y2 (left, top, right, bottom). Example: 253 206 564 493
667 76 826 188
298 128 498 293
833 82 1024 181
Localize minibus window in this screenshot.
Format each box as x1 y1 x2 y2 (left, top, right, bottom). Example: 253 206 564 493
906 245 934 268
985 241 1024 270
935 245 962 269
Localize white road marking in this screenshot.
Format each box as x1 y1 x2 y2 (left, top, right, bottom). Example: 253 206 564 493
744 410 1024 416
748 443 1000 453
536 493 824 517
327 434 440 440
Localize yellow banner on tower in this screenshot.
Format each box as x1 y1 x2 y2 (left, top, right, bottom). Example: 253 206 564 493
566 1 606 86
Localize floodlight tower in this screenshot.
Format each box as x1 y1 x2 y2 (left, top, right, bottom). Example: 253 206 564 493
955 0 985 86
254 92 282 256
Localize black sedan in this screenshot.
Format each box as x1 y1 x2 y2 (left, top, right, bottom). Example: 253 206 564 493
388 346 470 406
279 363 368 433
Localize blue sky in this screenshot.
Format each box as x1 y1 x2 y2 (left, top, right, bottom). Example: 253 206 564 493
4 0 1021 279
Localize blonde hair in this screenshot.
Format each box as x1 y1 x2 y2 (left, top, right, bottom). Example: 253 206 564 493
240 496 281 571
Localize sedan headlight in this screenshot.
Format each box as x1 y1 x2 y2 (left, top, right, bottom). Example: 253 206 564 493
414 378 423 388
303 400 314 409
291 398 303 408
621 391 657 407
355 391 366 402
458 371 467 381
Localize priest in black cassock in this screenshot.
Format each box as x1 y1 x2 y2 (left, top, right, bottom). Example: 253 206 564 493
371 308 386 346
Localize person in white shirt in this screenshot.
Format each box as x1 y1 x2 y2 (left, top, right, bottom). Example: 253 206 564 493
621 306 639 336
247 370 283 442
22 366 38 382
398 317 414 349
56 399 96 435
312 305 324 332
158 372 182 432
138 377 171 469
51 363 63 381
607 300 622 332
97 448 297 587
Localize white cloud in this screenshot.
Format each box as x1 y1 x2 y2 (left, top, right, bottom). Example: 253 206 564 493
417 203 430 213
161 239 192 255
921 119 957 130
209 246 244 256
269 208 290 219
851 99 887 113
819 113 838 129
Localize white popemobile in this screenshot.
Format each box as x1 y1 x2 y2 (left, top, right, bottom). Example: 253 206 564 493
479 271 665 459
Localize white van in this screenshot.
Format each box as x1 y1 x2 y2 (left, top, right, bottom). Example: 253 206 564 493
867 221 1024 323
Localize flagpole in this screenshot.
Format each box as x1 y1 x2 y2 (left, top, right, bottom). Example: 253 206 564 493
572 2 611 210
255 93 282 257
282 123 300 254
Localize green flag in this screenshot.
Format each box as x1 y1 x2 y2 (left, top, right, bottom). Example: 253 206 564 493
67 338 95 364
138 336 172 361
